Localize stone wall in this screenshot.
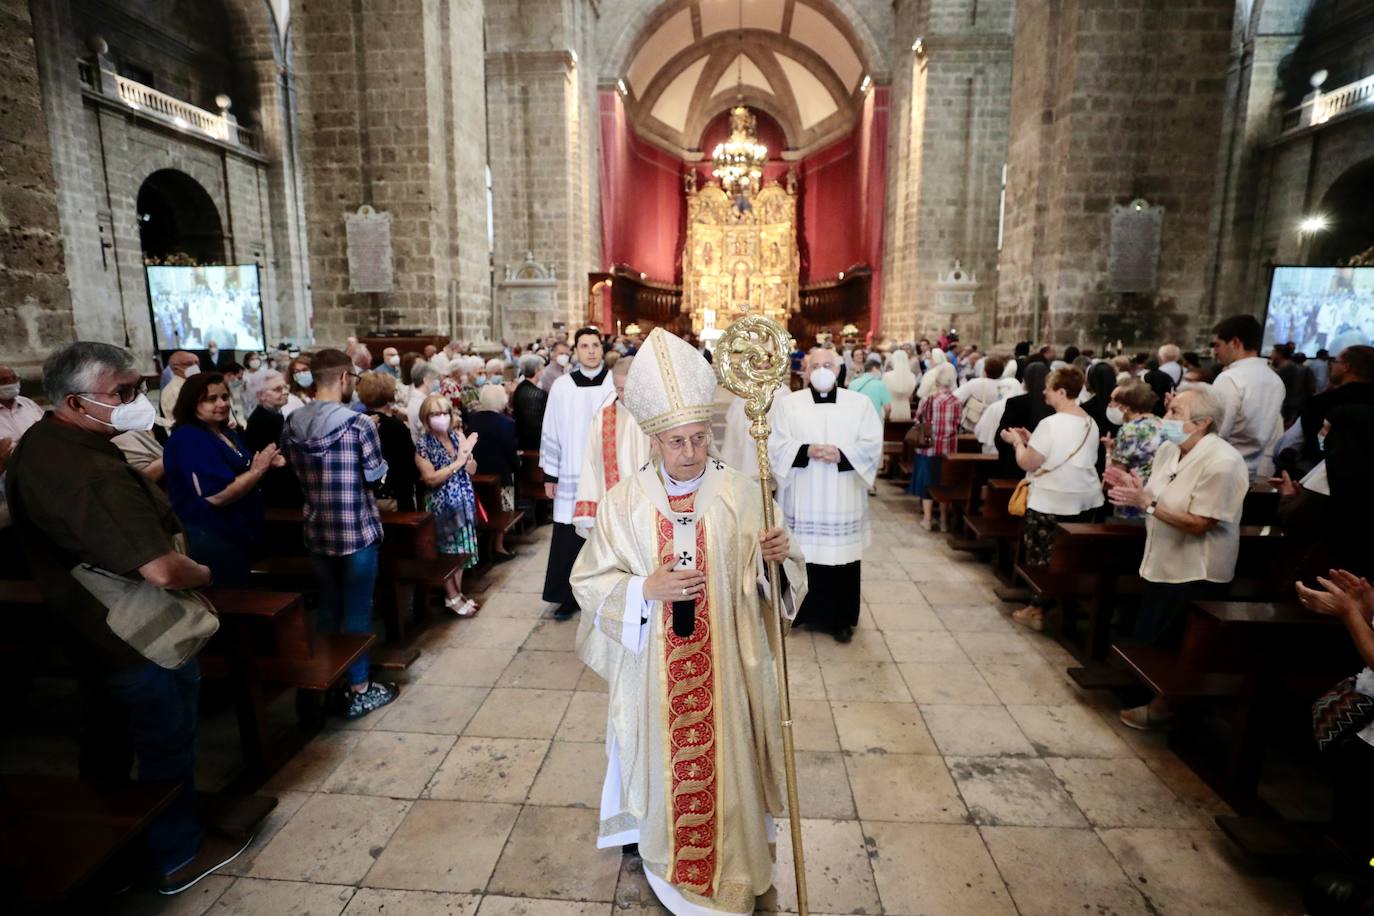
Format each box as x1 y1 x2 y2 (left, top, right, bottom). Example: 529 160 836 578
485 0 603 342
292 0 491 348
995 0 1236 351
1 0 75 370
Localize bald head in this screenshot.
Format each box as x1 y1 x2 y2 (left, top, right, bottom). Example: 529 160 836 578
612 355 633 399
169 351 198 377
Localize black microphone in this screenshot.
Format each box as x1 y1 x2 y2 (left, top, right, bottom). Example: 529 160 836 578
673 599 695 638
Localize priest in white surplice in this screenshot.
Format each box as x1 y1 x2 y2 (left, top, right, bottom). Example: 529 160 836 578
570 328 807 915
769 346 882 643
541 327 614 619
573 356 651 533
719 381 791 477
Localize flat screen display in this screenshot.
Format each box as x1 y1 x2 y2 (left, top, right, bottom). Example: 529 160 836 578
1263 265 1374 354
146 264 265 352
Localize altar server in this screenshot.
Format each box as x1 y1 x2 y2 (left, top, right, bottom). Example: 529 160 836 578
541 327 614 619
573 356 651 532
570 327 806 915
769 346 882 642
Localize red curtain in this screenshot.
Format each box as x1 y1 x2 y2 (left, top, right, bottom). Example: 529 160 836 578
598 87 888 323
598 91 684 283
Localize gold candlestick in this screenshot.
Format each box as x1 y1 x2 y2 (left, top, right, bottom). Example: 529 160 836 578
715 314 808 915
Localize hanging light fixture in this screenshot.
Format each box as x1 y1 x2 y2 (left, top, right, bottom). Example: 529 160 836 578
710 0 767 201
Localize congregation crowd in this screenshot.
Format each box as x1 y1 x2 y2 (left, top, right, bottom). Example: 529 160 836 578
1 311 1373 903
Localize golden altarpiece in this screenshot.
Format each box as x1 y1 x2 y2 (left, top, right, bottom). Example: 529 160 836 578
681 173 800 337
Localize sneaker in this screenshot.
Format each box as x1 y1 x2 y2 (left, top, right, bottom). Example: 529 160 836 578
1119 704 1174 731
159 833 254 895
344 681 398 720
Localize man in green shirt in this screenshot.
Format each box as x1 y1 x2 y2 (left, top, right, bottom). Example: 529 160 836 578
850 353 893 420
6 341 252 895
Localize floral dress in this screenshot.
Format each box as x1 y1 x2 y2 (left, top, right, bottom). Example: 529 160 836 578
1111 415 1164 519
418 431 480 568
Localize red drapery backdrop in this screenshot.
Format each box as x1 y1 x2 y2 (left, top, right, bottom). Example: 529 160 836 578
597 86 888 327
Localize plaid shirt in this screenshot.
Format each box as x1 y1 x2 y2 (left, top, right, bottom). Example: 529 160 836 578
915 390 961 456
283 411 388 556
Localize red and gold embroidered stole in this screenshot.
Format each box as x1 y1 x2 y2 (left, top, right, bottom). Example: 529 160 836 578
657 491 719 897
574 403 621 521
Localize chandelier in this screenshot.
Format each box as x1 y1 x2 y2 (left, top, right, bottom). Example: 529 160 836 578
711 106 768 199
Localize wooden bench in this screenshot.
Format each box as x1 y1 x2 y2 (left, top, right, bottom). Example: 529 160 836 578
1 775 181 904
472 472 526 574
3 580 372 780
1021 523 1294 663
927 453 999 529
1114 599 1353 814
515 449 551 524
881 419 913 478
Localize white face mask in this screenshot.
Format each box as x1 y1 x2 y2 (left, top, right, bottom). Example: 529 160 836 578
0 382 20 400
555 353 570 367
246 359 261 371
810 367 837 393
1105 405 1125 425
387 355 400 367
77 393 157 432
182 365 200 378
429 414 452 433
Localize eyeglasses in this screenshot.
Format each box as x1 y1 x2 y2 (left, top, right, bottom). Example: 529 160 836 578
659 432 711 453
82 382 148 404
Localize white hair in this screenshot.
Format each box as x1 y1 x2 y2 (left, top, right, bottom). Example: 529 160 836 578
1175 382 1225 433
42 341 134 404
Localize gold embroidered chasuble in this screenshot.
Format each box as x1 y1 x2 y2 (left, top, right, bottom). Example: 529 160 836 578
570 458 807 913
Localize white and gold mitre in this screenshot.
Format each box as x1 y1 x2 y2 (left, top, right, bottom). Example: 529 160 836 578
622 328 717 435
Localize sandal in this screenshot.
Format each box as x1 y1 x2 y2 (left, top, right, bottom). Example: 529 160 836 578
445 595 477 617
1011 606 1044 632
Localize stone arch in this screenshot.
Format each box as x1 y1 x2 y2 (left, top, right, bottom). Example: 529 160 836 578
136 169 226 264
602 0 886 85
1311 157 1374 265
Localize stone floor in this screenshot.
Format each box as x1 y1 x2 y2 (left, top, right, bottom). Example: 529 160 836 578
110 488 1304 915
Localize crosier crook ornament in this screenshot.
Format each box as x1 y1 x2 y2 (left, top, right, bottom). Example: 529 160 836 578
715 314 809 915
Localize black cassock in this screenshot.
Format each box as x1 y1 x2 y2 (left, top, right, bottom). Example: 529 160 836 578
794 560 861 633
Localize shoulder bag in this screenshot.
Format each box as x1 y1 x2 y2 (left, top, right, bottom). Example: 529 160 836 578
70 532 219 669
1008 417 1093 517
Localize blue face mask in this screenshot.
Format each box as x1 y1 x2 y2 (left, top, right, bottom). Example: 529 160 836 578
474 375 487 386
293 371 313 389
1160 419 1190 444
1317 433 1326 453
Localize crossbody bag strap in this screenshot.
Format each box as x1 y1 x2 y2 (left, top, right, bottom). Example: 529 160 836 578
1031 416 1094 480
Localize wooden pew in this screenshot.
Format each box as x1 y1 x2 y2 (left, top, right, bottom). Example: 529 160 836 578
927 453 999 527
1 580 371 781
469 473 526 579
1113 599 1353 813
1019 524 1294 663
962 478 1024 584
1 775 181 905
515 449 551 524
956 433 980 454
881 419 913 478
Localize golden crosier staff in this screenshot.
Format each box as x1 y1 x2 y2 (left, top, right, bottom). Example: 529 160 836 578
715 314 809 915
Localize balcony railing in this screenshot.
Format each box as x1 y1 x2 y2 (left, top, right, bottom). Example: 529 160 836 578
1281 73 1374 134
77 58 260 152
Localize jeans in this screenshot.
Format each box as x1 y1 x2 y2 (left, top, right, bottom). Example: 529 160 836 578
309 543 379 686
102 659 204 875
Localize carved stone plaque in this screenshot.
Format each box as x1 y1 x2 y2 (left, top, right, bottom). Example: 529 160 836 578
345 205 394 293
934 289 977 315
1108 199 1164 293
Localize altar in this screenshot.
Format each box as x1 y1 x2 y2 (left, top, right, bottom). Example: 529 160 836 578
681 172 799 340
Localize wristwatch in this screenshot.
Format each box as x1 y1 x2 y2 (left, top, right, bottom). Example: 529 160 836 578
1145 500 1157 516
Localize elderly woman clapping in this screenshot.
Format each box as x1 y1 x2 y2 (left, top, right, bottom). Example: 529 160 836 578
1106 384 1250 730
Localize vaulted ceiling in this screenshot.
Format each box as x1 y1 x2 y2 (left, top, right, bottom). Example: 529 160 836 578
617 0 872 158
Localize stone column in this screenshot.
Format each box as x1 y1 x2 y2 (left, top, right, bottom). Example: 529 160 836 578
882 0 1014 347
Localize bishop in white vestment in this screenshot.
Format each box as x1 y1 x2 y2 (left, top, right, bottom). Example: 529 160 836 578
769 347 882 642
541 328 614 617
571 329 807 915
574 356 651 533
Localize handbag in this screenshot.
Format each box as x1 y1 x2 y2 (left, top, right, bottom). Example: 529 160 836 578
1007 418 1093 518
907 398 935 450
1311 676 1374 752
